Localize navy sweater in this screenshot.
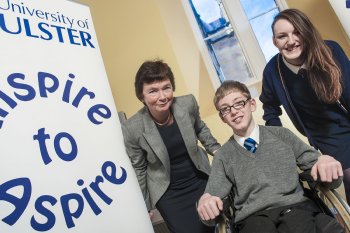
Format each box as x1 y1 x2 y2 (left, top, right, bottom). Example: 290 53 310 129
259 40 350 168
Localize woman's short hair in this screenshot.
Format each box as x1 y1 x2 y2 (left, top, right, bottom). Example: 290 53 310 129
134 59 175 101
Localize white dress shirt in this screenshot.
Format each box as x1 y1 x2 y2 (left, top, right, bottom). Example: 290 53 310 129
233 124 259 149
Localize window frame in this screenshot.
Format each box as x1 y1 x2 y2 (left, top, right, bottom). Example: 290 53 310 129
181 0 288 91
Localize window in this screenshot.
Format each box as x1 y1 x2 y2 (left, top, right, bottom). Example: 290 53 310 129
190 0 253 84
239 0 280 61
185 0 287 86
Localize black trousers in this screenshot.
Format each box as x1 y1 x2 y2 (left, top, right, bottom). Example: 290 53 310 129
234 201 344 233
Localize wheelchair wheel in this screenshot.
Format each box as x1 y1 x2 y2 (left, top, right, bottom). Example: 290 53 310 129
215 215 232 233
317 186 350 233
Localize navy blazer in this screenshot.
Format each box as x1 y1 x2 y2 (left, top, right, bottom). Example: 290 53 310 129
122 94 220 210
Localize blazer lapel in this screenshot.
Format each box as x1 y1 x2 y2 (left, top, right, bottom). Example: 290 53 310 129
142 109 170 173
172 101 198 160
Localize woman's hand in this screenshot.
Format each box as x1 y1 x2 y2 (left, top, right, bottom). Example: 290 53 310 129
311 154 343 182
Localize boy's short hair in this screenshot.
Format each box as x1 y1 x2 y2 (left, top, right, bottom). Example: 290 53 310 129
213 80 251 110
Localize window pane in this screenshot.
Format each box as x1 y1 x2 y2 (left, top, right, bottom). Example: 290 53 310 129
240 0 277 19
192 0 230 37
239 0 280 61
249 9 279 60
192 0 224 24
210 35 253 83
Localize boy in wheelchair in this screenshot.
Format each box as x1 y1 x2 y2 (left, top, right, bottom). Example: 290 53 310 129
197 80 344 233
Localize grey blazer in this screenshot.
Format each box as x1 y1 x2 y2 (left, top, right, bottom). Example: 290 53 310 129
122 94 220 210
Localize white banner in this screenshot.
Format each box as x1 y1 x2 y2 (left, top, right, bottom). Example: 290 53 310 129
329 0 350 40
0 0 154 232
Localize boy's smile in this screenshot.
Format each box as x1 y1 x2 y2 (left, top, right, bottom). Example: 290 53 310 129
218 91 256 137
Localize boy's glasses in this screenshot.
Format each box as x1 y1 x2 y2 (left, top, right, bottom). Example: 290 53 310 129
219 98 251 116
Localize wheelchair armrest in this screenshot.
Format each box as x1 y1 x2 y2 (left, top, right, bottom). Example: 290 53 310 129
221 192 234 217
321 177 343 190
299 170 343 190
299 170 314 182
198 192 235 227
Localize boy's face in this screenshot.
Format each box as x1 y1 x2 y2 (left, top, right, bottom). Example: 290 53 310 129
217 91 256 137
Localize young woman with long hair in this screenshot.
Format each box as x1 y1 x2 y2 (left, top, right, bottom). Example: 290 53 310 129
260 8 350 203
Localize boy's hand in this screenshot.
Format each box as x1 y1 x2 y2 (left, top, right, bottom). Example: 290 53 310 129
197 193 223 220
311 155 343 182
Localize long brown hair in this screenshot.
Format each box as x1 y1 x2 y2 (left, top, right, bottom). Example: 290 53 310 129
272 9 342 103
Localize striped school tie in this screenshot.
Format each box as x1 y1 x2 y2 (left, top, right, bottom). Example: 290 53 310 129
244 137 257 153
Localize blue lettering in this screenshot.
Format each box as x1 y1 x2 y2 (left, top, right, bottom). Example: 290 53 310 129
67 28 80 45
35 10 45 19
0 161 127 230
87 104 112 125
60 193 84 229
90 176 113 205
0 13 21 34
0 0 10 10
0 71 111 128
10 2 21 14
78 179 102 215
72 87 95 108
80 31 95 48
54 132 78 162
0 178 32 225
0 12 95 48
50 24 65 43
33 129 79 165
38 22 53 40
8 73 36 101
31 195 57 232
0 89 17 129
102 161 127 185
23 18 39 38
38 72 59 97
62 73 75 103
33 128 52 165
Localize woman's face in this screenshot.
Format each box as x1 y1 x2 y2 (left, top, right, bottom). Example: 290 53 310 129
142 78 174 116
273 19 305 66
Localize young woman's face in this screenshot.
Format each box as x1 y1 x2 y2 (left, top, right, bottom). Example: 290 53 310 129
273 19 305 66
141 79 174 116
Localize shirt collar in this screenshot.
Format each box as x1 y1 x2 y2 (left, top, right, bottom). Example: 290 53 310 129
234 124 259 148
282 56 307 75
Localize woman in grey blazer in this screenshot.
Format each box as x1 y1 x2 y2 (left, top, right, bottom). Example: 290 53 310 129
122 59 220 233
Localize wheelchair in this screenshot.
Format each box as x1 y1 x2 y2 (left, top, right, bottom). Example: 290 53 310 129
213 171 350 233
